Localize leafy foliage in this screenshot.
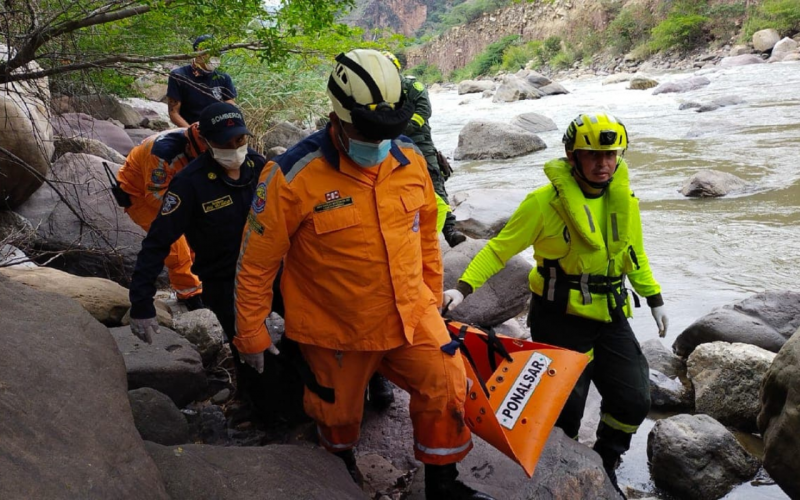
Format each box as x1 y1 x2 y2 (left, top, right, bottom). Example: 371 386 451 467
606 5 657 54
649 13 709 52
450 34 519 79
744 0 800 38
407 61 444 84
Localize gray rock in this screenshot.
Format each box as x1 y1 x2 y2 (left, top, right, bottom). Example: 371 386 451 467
52 136 127 164
758 328 800 499
688 342 775 430
126 127 156 146
128 387 189 445
652 76 711 95
145 442 365 499
537 82 569 95
51 112 135 155
720 54 766 67
171 308 226 364
649 369 694 409
442 237 532 327
674 290 800 357
647 414 760 499
521 70 551 87
753 28 781 52
265 146 287 161
0 244 35 268
729 45 752 57
509 113 557 134
0 276 169 499
261 121 309 151
628 76 659 90
451 188 530 239
769 37 799 61
642 338 685 378
457 80 496 95
453 120 546 160
14 153 146 284
52 94 145 128
679 101 702 110
679 169 748 197
696 96 745 113
110 325 207 407
492 76 544 103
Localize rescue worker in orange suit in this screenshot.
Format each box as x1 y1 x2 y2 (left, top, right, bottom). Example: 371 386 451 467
444 113 667 499
128 102 284 421
118 125 206 309
233 49 494 500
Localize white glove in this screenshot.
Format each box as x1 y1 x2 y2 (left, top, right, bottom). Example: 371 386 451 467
130 316 160 344
442 289 464 314
239 344 280 374
651 306 669 338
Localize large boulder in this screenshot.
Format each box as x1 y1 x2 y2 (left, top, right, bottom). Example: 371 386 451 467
642 339 685 379
171 309 226 365
52 95 145 128
758 328 800 499
752 28 781 52
0 276 169 499
679 169 749 197
650 369 694 409
454 120 546 161
687 342 776 431
0 45 54 209
0 266 131 325
537 82 569 96
145 442 365 500
647 414 759 500
674 290 800 357
492 76 544 103
719 54 766 67
14 153 146 284
652 76 710 95
110 325 207 407
769 37 799 62
442 237 532 327
52 136 127 164
458 80 496 95
51 112 135 155
509 112 557 134
128 387 190 446
451 189 529 239
629 76 659 90
696 95 745 113
261 121 310 151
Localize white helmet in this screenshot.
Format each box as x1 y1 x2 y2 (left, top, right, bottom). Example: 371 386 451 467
326 49 412 140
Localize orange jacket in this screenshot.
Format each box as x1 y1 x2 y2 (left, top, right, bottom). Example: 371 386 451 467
118 126 202 215
234 125 442 354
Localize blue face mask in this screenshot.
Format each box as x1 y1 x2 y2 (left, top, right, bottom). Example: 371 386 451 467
340 129 391 167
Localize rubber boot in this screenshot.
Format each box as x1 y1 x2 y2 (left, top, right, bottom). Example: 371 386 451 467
178 294 205 311
367 373 395 411
593 444 627 499
424 463 495 500
442 221 466 248
333 449 364 486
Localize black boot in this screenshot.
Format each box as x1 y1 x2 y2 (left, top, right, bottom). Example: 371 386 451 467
424 463 495 500
367 373 395 411
443 224 466 248
594 444 626 499
333 449 363 486
178 294 205 311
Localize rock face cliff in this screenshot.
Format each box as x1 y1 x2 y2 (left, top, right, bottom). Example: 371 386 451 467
344 0 433 37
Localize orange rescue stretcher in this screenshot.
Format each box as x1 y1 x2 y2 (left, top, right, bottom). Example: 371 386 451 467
444 320 590 477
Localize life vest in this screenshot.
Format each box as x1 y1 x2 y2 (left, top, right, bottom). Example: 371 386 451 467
531 158 641 322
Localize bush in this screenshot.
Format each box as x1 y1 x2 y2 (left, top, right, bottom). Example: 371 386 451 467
460 34 519 77
407 61 444 84
650 13 709 52
705 3 746 42
607 5 657 54
744 0 800 38
550 50 576 70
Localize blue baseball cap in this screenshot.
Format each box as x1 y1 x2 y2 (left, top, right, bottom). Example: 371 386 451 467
193 34 212 51
198 103 252 144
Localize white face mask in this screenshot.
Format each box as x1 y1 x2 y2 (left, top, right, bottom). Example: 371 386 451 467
211 144 247 170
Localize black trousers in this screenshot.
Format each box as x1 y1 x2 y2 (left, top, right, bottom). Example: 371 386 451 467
201 267 286 419
425 155 456 231
528 293 650 468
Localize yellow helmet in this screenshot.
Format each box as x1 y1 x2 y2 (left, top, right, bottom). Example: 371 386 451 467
382 51 402 71
562 113 628 152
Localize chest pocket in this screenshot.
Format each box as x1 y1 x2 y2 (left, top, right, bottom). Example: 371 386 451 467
313 204 362 235
401 190 425 213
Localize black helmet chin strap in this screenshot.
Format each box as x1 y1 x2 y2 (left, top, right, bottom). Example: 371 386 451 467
572 155 616 190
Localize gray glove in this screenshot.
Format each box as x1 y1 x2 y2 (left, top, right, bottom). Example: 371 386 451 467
239 344 280 374
130 316 160 344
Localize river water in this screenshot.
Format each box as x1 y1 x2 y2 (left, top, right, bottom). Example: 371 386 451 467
428 60 800 499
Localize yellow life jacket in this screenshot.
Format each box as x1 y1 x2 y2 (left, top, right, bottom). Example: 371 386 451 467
531 158 641 322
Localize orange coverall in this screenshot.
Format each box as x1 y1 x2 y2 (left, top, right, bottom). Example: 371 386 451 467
234 125 472 465
118 128 202 299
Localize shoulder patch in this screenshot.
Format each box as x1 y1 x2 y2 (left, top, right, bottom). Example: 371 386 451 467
413 81 425 92
252 182 267 214
161 192 181 215
151 167 167 184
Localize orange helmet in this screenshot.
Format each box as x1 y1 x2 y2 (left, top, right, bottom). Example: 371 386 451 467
185 122 207 158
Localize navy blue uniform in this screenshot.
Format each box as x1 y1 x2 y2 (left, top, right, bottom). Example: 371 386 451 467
167 65 237 124
130 149 264 321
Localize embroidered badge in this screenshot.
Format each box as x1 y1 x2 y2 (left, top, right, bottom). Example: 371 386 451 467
325 190 340 202
161 192 181 215
413 81 425 92
202 195 233 213
151 168 167 184
252 182 267 214
212 87 223 100
412 211 420 232
314 197 353 213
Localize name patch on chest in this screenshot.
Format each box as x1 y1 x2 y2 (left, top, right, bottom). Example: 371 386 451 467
314 196 353 213
202 195 233 213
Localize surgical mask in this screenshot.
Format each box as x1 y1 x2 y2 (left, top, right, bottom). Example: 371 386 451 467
339 129 391 167
210 144 247 170
195 57 220 73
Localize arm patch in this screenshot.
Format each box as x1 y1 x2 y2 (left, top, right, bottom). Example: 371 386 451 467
161 191 181 215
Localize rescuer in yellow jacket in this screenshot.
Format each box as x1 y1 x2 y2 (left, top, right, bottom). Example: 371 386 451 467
443 113 668 497
234 49 493 500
